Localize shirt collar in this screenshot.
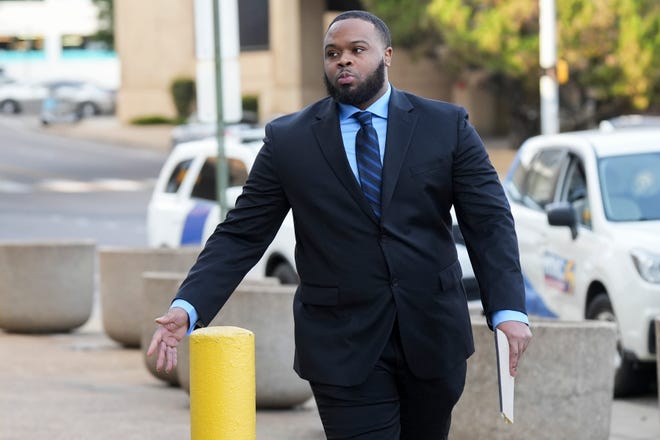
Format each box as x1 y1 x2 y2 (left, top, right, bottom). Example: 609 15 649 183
338 83 391 121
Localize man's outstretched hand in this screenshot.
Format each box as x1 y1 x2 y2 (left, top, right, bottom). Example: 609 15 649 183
496 320 532 377
146 307 189 373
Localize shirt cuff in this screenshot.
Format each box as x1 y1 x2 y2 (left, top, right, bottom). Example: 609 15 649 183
171 299 199 335
491 310 529 329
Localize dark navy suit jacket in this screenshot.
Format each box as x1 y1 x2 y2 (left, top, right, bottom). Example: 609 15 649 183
175 88 526 386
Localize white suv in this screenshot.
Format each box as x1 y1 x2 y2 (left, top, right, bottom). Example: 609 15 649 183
147 136 479 297
503 127 660 396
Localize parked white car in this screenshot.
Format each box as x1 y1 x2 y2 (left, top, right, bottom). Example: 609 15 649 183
0 77 115 118
147 137 479 297
0 78 48 114
503 127 660 396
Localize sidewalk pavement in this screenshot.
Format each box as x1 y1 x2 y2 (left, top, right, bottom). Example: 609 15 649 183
38 115 174 152
2 304 658 439
0 308 325 440
2 115 658 439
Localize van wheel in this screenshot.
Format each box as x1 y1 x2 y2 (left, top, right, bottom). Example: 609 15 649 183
586 293 651 396
272 262 299 285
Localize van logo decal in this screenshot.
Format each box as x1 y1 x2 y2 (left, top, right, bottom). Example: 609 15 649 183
181 202 213 245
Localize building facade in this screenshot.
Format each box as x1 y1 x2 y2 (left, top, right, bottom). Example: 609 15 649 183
0 0 119 88
114 0 500 134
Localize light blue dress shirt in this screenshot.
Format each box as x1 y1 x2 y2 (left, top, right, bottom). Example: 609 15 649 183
171 84 528 333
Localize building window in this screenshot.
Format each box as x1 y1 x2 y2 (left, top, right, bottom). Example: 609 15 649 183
0 36 45 61
238 0 269 51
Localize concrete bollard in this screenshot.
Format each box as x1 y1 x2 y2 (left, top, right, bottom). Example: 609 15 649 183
190 326 256 440
99 247 200 347
450 318 617 440
0 241 95 333
176 281 313 408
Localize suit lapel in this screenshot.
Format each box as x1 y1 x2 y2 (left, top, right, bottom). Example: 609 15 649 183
311 99 378 224
381 89 416 216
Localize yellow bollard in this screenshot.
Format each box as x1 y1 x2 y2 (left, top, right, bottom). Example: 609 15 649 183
189 326 256 440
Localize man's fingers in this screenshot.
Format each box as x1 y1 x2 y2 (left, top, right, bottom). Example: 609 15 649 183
165 345 177 373
154 313 171 326
148 309 188 373
496 320 532 377
146 328 162 357
153 337 179 374
509 349 519 377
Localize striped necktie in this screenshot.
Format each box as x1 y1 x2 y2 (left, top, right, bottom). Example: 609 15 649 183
353 111 382 218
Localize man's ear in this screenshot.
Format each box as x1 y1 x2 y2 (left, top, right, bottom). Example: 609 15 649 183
384 47 393 67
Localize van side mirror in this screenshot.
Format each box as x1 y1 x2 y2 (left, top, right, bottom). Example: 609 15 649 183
546 202 578 240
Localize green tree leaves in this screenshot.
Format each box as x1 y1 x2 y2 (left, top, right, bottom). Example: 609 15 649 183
364 0 660 113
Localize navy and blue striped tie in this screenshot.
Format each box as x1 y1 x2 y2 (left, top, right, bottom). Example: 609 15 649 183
354 111 382 218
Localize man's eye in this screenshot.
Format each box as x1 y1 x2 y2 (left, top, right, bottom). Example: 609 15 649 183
354 47 365 54
326 51 338 58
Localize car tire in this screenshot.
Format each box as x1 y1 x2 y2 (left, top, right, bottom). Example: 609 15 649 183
0 99 19 114
586 293 652 397
78 102 98 118
271 262 299 285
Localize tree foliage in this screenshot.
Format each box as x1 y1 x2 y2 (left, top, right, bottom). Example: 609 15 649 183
90 0 114 50
363 0 660 115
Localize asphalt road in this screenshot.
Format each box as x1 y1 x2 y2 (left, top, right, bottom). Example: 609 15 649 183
0 115 167 246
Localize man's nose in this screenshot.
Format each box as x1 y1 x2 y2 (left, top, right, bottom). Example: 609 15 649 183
338 52 353 66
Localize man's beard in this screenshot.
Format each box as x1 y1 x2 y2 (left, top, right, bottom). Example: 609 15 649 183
324 59 385 107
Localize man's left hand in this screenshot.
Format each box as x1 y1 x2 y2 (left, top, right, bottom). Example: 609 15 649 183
496 320 532 377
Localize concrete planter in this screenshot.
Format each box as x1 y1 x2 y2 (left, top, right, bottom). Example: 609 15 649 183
0 241 95 333
177 281 311 409
450 318 617 440
140 272 286 395
99 247 200 347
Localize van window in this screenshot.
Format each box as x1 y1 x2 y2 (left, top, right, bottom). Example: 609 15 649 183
523 149 565 209
191 159 217 201
190 157 249 201
228 158 249 187
165 159 193 193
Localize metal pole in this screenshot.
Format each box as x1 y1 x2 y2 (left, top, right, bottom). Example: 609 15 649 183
539 0 559 134
213 0 228 219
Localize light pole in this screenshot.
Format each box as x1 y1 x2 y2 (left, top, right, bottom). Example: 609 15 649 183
193 0 242 221
539 0 559 134
212 0 228 219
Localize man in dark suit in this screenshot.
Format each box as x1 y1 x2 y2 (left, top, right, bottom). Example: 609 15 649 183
148 10 531 439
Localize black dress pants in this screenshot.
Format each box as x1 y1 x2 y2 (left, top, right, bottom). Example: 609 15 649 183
310 321 467 440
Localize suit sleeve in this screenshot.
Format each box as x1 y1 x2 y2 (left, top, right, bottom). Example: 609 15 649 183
174 125 291 326
450 108 526 322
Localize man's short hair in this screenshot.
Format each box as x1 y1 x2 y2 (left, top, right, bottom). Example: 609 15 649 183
327 10 392 48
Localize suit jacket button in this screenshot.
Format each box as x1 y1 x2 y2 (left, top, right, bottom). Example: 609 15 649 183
390 278 399 287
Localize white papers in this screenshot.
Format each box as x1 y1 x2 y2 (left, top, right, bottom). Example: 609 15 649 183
495 328 515 423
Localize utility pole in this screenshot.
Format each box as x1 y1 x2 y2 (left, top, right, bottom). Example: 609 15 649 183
212 0 228 219
194 0 242 221
539 0 559 134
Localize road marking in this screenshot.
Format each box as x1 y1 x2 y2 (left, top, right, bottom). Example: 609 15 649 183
0 178 156 193
0 179 31 193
